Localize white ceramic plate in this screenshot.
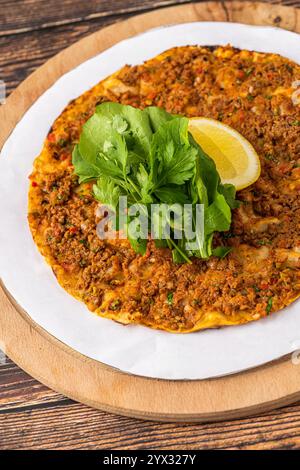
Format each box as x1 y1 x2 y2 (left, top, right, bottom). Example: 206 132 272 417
0 22 300 380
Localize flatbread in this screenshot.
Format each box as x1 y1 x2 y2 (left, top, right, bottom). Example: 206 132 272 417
28 45 300 332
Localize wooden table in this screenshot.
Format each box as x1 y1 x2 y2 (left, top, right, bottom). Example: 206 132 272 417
1 0 300 450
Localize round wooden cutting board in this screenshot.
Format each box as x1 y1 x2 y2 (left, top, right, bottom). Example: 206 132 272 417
1 1 300 422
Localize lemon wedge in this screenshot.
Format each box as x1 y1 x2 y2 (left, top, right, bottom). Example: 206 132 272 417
188 117 261 190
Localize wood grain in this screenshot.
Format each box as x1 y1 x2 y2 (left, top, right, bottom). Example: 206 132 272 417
2 1 300 147
0 1 190 96
1 360 300 450
0 18 122 95
0 0 297 36
1 0 300 450
0 0 298 95
0 0 192 35
0 359 67 412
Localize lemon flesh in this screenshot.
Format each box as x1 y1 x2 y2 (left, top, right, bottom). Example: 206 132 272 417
188 118 261 190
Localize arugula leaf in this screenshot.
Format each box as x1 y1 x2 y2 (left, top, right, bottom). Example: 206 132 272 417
136 164 154 204
154 186 189 204
102 129 128 172
189 133 220 204
146 106 175 132
190 156 209 207
155 239 168 249
96 102 152 159
127 234 148 255
78 113 112 163
212 246 232 259
171 238 191 264
72 145 101 183
127 205 149 255
219 184 240 209
205 193 232 235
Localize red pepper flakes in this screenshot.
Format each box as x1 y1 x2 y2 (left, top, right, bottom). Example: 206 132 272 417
69 226 78 234
147 91 157 100
47 133 56 143
237 70 245 79
31 181 38 187
260 282 269 290
238 110 246 122
278 162 293 174
60 151 69 161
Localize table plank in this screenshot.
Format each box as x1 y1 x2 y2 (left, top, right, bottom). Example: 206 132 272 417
1 396 300 449
0 17 125 95
0 0 191 94
1 0 299 96
1 0 297 36
1 0 300 450
0 0 190 35
0 359 68 411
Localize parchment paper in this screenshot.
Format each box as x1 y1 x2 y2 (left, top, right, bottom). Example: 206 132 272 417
0 22 300 380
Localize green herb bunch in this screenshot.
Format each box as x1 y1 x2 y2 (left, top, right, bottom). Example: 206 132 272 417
73 103 239 263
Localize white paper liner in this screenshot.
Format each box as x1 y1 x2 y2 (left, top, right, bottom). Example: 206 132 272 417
0 22 300 380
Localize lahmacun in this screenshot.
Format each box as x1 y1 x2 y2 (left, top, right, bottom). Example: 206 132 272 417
28 45 300 332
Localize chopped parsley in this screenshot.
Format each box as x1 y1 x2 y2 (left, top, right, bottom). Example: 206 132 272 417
73 103 239 263
264 154 277 162
58 138 68 147
257 240 272 246
167 292 174 305
110 299 121 311
266 296 273 315
245 67 254 76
